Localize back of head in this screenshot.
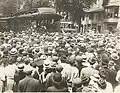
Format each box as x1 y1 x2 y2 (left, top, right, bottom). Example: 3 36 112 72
101 53 109 65
52 73 63 88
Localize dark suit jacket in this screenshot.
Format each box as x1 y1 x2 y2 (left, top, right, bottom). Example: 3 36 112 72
47 86 68 92
18 76 40 92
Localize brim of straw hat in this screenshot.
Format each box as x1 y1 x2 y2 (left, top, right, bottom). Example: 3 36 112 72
111 55 119 60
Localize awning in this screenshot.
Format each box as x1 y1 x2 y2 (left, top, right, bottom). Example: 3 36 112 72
38 7 56 14
36 13 63 20
104 18 118 23
85 7 104 13
14 7 63 20
0 16 15 20
15 13 39 18
104 4 119 7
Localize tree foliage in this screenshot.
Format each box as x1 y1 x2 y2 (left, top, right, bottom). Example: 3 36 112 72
55 0 97 23
1 0 22 16
23 0 51 9
0 0 51 16
102 0 109 6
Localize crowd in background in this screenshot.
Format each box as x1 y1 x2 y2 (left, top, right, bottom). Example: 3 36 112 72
0 29 120 93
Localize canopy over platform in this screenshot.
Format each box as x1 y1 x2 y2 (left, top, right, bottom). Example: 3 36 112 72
0 7 63 21
14 7 63 20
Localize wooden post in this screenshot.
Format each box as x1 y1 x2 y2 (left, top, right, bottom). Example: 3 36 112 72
8 20 11 32
79 16 81 33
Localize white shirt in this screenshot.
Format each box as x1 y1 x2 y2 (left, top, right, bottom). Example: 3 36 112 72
114 85 120 93
5 64 17 79
116 70 120 82
0 67 5 81
97 82 113 93
80 66 99 79
62 65 79 82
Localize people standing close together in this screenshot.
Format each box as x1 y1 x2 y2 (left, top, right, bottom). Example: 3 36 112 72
0 30 120 93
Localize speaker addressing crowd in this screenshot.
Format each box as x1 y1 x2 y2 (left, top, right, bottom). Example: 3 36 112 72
0 29 120 93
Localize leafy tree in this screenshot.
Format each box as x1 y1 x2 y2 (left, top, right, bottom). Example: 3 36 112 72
55 0 97 31
102 0 109 6
2 0 22 16
3 1 17 16
35 0 50 7
23 0 51 9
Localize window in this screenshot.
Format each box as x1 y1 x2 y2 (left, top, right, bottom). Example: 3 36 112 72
95 13 98 21
105 6 119 18
114 7 119 17
98 13 101 21
89 14 93 20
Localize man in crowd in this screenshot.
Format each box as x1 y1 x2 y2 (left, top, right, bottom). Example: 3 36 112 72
18 68 40 92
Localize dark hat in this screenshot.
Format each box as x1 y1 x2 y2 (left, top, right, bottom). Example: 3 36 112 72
101 53 109 65
3 49 8 55
27 48 33 54
24 58 30 64
60 56 68 63
52 73 63 85
18 48 24 54
8 57 16 64
34 58 44 66
96 48 105 54
97 78 107 89
56 65 63 72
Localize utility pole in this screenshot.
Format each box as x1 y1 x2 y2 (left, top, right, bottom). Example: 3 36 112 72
30 0 33 9
16 0 19 12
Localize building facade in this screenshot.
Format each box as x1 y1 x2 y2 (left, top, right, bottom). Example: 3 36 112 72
81 0 120 33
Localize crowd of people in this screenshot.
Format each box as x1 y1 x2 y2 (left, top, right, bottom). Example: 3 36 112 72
0 28 120 93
